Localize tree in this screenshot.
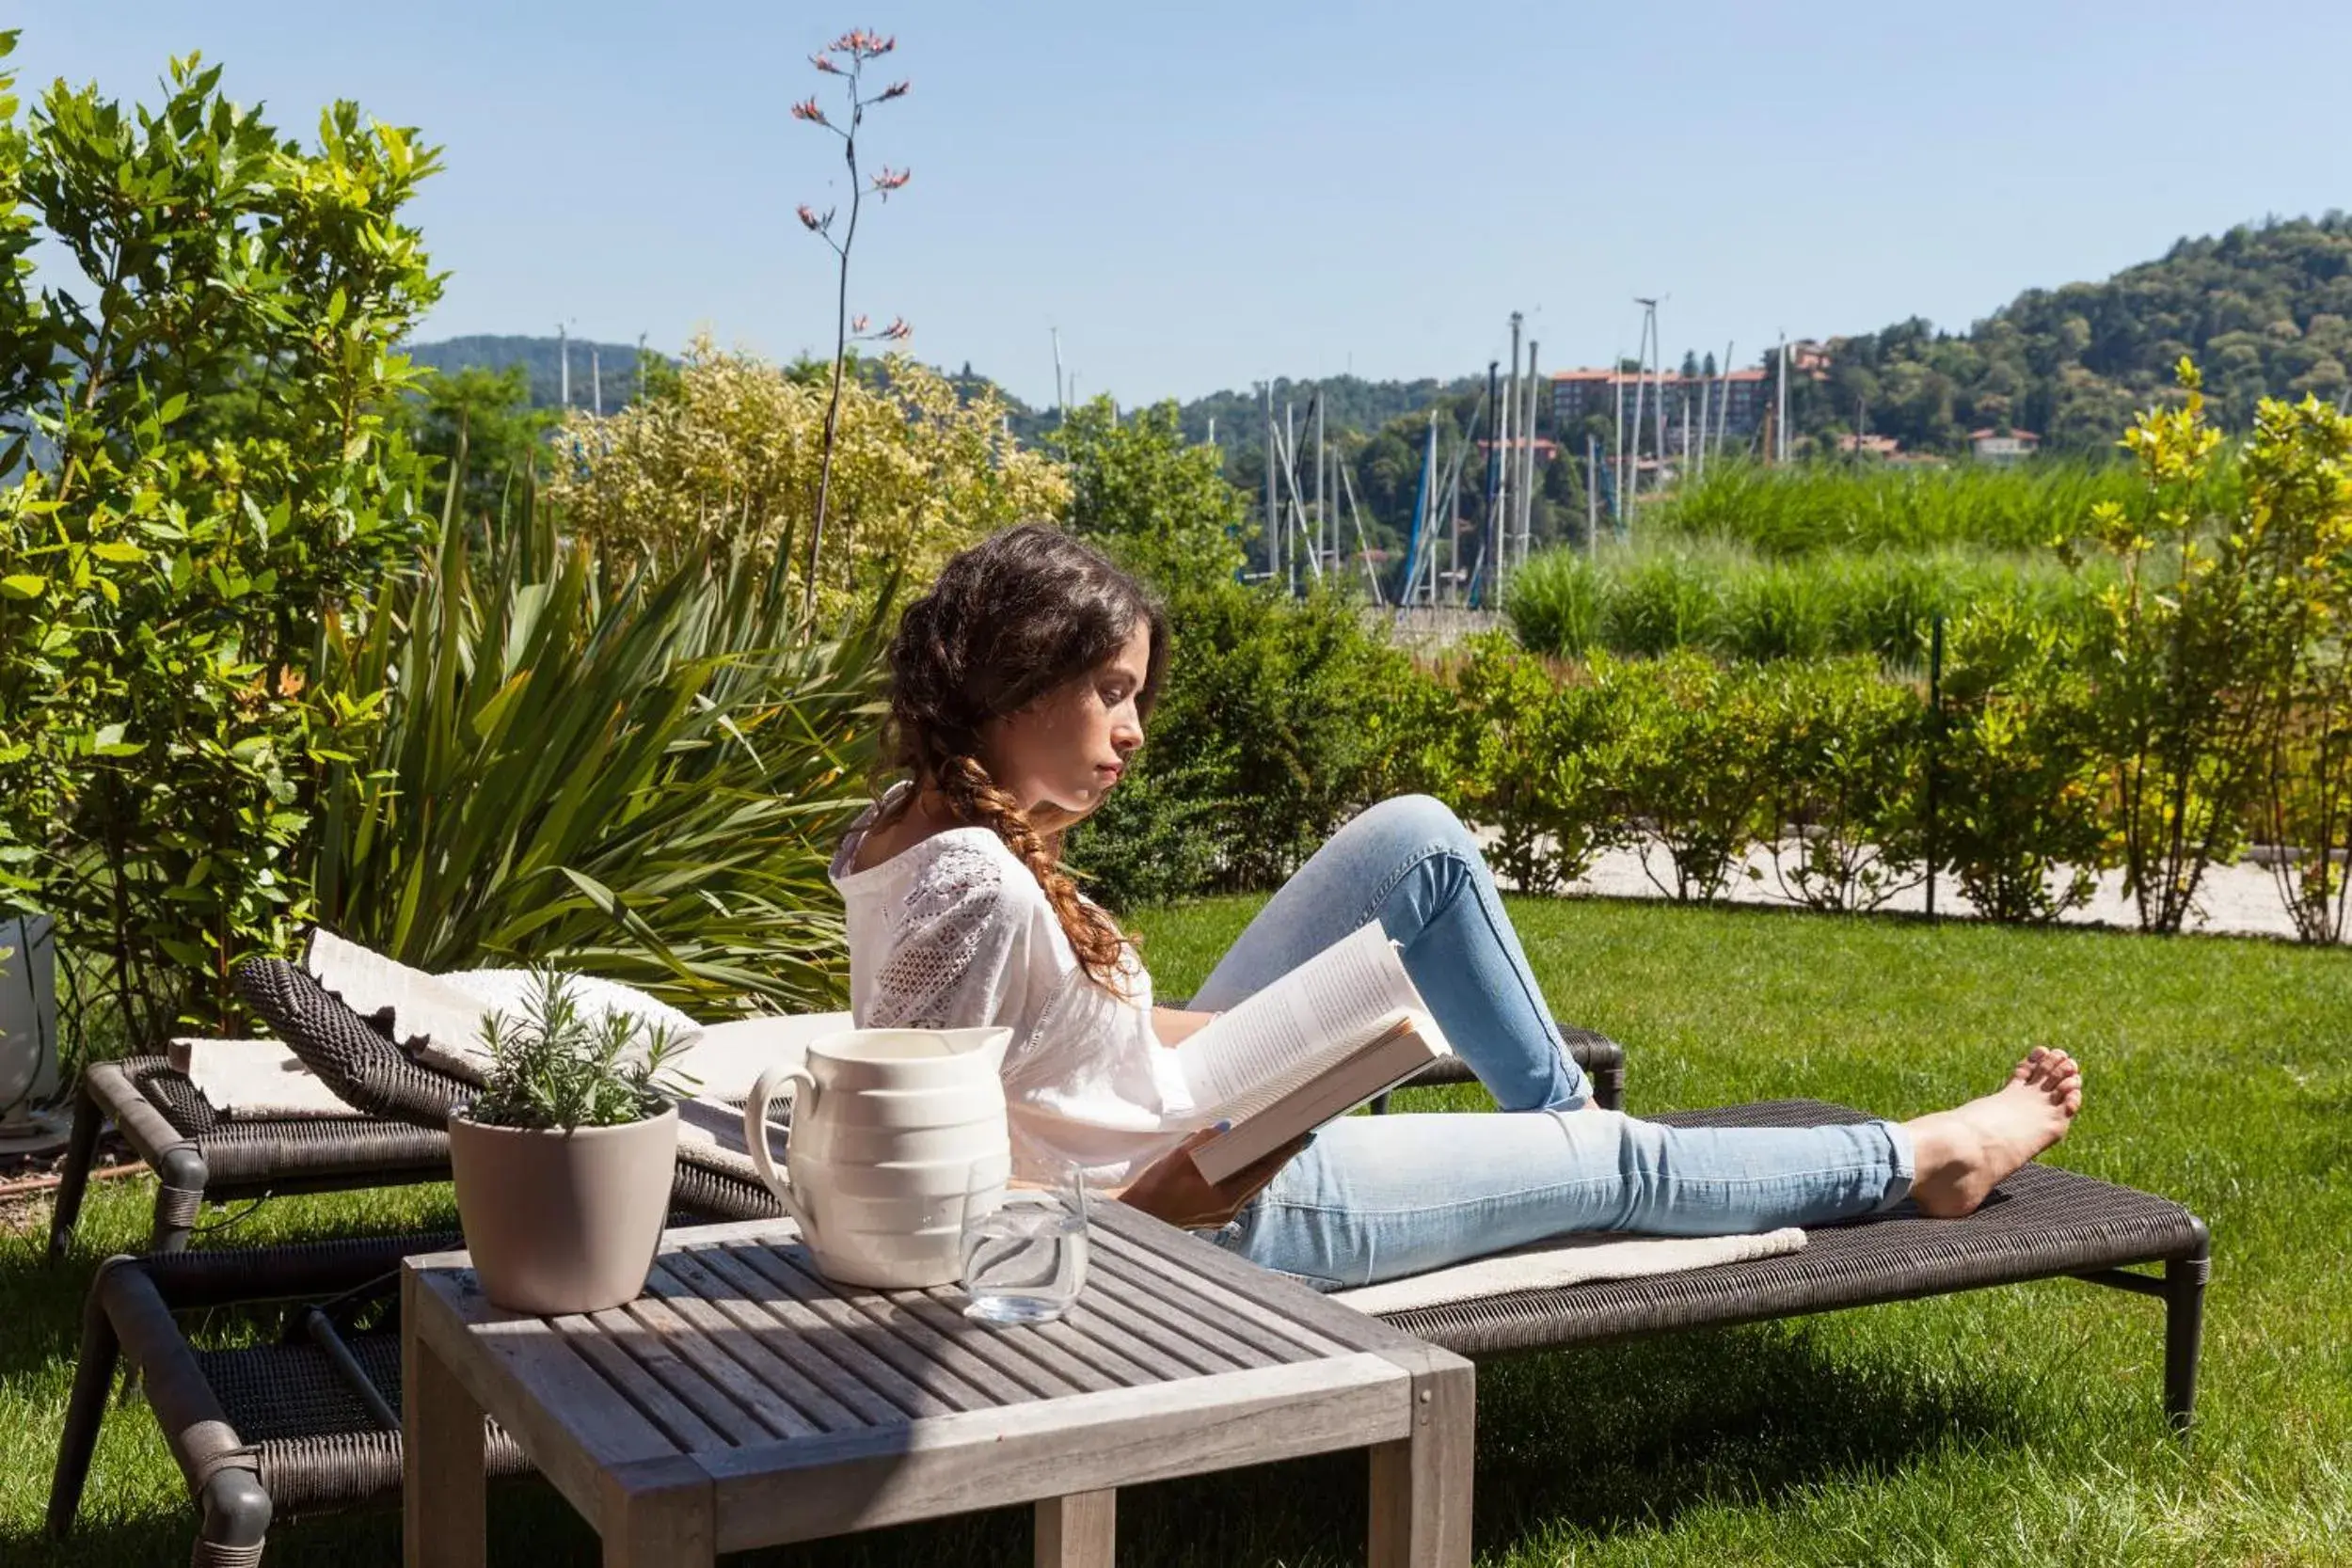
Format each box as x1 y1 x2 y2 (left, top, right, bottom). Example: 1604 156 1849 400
404 364 553 529
0 39 442 1036
1056 396 1248 597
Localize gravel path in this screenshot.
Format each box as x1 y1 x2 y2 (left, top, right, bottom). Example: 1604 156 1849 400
1481 832 2350 945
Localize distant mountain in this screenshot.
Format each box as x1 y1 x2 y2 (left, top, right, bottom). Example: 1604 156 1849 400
405 334 658 413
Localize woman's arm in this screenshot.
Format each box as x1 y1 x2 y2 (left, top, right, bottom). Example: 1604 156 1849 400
1151 1006 1218 1047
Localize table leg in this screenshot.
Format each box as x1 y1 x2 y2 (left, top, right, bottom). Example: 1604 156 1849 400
1036 1488 1116 1567
1368 1362 1473 1567
403 1307 485 1568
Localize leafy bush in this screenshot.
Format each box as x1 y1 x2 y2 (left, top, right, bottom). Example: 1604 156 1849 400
542 338 1067 615
1055 395 1249 599
468 969 696 1132
1931 604 2108 923
1756 658 1928 911
1438 636 1622 895
1070 582 1438 909
1589 652 1774 903
309 504 887 1015
2063 364 2335 932
0 39 441 1038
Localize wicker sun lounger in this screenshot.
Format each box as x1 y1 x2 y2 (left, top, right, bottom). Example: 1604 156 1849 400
45 1054 452 1262
232 958 782 1223
47 1095 2207 1566
48 1232 528 1567
1375 1099 2211 1433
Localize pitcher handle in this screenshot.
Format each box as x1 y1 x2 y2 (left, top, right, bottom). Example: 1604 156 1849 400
742 1065 818 1242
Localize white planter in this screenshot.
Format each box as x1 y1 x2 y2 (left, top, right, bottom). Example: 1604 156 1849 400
0 912 61 1143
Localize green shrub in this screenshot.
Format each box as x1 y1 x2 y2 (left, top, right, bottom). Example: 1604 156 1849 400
1931 604 2108 923
1604 553 1724 657
1071 582 1437 908
2064 365 2345 933
1755 658 1929 911
1440 636 1623 894
1589 652 1772 902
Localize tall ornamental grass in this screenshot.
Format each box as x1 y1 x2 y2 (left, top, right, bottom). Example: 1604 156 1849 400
1648 457 2241 556
1506 538 2113 668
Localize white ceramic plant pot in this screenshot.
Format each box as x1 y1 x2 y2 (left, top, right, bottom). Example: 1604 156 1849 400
448 1105 679 1315
0 913 60 1135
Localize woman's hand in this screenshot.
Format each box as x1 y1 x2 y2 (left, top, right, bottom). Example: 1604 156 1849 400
1150 1006 1219 1047
1113 1124 1308 1230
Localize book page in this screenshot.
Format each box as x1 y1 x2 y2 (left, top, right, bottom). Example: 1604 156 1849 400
1176 921 1424 1118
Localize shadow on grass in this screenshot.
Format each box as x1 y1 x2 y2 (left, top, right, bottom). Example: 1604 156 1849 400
11 1314 2042 1568
1465 1319 2036 1548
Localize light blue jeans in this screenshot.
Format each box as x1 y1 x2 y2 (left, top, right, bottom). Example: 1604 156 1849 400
1190 795 1915 1290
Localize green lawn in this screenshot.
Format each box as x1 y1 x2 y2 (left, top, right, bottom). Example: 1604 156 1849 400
8 895 2348 1565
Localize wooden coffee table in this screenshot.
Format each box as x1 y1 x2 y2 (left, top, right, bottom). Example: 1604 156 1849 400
401 1199 1472 1566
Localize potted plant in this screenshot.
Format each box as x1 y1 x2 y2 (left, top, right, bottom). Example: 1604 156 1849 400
447 970 696 1315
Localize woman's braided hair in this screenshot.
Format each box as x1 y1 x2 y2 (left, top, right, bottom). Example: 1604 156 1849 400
878 524 1168 990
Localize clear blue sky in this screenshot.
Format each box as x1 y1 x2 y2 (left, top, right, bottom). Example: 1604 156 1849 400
18 2 2352 406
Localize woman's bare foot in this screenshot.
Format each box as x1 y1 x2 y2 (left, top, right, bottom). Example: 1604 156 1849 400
1902 1048 2084 1218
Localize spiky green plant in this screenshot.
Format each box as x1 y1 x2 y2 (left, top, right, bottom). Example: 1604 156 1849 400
307 499 889 1015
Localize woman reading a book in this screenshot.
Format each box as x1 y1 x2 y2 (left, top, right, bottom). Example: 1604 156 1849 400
833 525 2084 1290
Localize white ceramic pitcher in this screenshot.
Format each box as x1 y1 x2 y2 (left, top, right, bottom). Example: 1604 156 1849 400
741 1026 1012 1289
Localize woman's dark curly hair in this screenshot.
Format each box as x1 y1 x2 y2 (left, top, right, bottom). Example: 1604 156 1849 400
877 524 1169 989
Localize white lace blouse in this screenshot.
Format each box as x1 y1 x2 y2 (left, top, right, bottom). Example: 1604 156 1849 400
830 790 1200 1186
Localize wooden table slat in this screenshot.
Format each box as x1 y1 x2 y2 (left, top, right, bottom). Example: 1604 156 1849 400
711 1243 978 1418
664 1244 916 1427
759 1252 1056 1408
410 1268 678 1513
553 1315 737 1454
1082 1251 1290 1369
616 1284 823 1441
888 1289 1109 1399
976 1300 1164 1389
1084 1223 1354 1359
1059 1285 1248 1379
1089 1202 1428 1357
642 1259 868 1433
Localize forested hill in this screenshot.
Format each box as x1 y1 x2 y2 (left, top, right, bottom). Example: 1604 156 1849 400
404 214 2352 461
405 334 655 412
1798 214 2352 453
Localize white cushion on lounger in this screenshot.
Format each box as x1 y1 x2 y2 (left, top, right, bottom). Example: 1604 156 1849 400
1329 1227 1807 1315
168 1037 359 1119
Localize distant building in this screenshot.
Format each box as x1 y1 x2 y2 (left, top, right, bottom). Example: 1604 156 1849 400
1969 428 2040 463
1551 367 1771 438
1835 433 1903 458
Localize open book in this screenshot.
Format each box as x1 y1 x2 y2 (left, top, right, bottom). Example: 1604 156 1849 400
1175 921 1452 1185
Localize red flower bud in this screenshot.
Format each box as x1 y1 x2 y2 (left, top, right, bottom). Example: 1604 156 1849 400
790 96 827 124
796 204 824 230
879 80 910 102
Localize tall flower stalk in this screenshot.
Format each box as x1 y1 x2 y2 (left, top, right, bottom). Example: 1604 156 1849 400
793 30 910 621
